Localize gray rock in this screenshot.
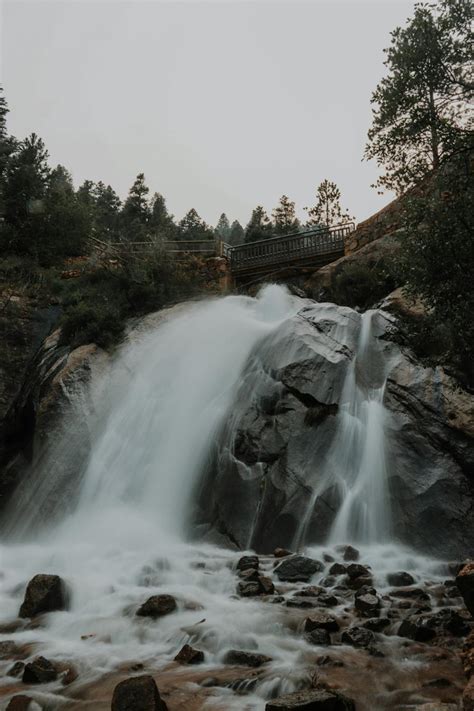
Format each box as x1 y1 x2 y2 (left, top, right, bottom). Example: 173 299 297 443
174 644 204 665
194 301 474 559
275 555 323 582
341 626 375 649
387 571 415 587
304 612 339 633
355 593 381 616
305 628 331 646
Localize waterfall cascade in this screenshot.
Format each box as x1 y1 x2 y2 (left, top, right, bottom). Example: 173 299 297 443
0 286 456 711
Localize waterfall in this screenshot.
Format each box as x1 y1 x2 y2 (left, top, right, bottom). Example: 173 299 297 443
293 309 395 548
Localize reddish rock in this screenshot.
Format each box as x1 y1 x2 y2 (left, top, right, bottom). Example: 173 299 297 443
6 697 36 711
22 656 58 684
174 644 204 665
265 688 355 710
223 649 272 667
111 675 167 710
136 595 177 619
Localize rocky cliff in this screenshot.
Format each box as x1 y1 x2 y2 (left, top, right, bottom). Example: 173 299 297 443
196 302 474 559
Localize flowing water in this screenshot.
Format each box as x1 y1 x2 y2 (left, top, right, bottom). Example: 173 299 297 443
0 286 457 710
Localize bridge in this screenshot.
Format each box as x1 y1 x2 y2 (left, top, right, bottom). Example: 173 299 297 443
88 222 354 285
229 223 354 283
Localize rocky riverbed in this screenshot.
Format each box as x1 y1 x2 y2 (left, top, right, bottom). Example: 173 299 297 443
0 542 473 710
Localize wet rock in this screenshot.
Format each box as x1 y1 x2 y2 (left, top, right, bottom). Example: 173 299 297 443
304 612 339 633
174 644 204 665
275 555 323 583
136 594 177 619
237 574 275 597
341 626 375 649
295 586 322 598
0 641 28 659
387 571 415 587
341 545 360 562
323 553 335 563
274 548 292 558
265 688 355 710
318 593 339 607
347 575 373 591
111 675 167 711
6 697 38 711
456 561 474 616
238 567 260 581
237 555 259 571
346 563 370 580
398 616 436 642
427 608 470 636
19 574 67 618
363 617 390 632
329 563 347 576
390 587 430 601
223 649 272 667
287 597 318 609
320 576 337 588
355 593 381 617
8 661 25 677
22 656 58 684
463 676 474 711
306 629 331 646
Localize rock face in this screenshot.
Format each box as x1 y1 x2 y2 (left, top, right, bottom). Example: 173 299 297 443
111 675 167 711
19 574 68 618
196 302 474 559
456 561 474 616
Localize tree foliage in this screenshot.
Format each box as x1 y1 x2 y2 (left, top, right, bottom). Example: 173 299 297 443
244 205 273 243
305 179 353 227
272 195 300 235
365 0 473 194
395 150 474 382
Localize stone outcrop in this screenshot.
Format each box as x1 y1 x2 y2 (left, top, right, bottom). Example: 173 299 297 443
196 302 474 558
111 675 167 711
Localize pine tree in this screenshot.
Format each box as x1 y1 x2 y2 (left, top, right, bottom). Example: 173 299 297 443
365 0 473 194
228 220 244 245
305 180 352 228
272 195 300 235
178 208 213 241
121 173 150 239
149 192 176 239
94 181 121 240
215 212 231 241
244 206 273 242
3 133 50 227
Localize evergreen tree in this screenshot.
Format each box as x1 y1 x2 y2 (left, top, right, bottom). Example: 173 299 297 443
121 173 150 239
215 212 231 241
228 219 244 245
178 208 213 241
149 192 176 239
2 133 50 229
365 0 473 194
244 205 273 242
41 165 90 259
272 195 300 235
93 181 121 240
305 179 352 227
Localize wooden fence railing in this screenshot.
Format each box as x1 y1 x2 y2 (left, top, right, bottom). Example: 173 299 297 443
229 223 354 275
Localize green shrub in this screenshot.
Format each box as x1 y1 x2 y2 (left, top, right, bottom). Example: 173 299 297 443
330 260 396 310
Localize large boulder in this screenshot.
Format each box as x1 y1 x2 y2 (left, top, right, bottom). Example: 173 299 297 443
19 574 67 618
111 675 167 711
196 301 474 559
136 595 177 619
275 556 323 583
22 656 58 684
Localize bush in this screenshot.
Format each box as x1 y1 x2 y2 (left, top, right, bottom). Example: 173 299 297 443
330 260 396 310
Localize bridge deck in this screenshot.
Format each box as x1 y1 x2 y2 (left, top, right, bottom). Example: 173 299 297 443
230 223 353 280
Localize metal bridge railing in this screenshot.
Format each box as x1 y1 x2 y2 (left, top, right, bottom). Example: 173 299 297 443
229 223 354 274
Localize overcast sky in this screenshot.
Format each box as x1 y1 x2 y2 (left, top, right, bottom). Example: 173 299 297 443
1 0 415 226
